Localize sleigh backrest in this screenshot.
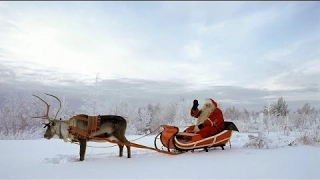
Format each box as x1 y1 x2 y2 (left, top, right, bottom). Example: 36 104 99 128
224 121 239 132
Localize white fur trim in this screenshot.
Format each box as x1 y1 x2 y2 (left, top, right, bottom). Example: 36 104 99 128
207 118 214 126
204 98 213 105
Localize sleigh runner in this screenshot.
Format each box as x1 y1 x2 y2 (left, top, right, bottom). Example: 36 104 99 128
154 121 239 152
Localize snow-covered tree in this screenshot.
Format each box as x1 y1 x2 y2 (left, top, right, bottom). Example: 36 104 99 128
172 98 194 128
144 103 172 134
0 92 77 139
241 108 250 121
224 106 241 120
271 97 290 117
135 106 152 134
0 93 43 133
160 102 177 125
297 103 316 116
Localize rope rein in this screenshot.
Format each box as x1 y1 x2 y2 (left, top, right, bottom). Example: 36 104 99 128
92 137 178 155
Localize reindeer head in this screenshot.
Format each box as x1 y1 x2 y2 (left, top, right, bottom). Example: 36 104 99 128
32 93 63 140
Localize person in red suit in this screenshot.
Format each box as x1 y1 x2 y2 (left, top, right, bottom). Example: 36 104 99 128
184 98 225 138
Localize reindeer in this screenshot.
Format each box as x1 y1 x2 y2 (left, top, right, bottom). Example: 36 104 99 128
32 93 131 161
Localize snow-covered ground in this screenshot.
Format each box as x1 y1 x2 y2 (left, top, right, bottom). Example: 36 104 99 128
1 132 319 179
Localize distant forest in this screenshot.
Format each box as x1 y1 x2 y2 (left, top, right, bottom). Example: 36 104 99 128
0 92 319 145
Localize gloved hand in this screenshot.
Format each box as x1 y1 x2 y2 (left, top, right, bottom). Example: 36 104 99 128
192 99 199 110
198 123 204 129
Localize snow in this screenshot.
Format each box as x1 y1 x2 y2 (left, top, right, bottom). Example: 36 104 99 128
0 132 319 179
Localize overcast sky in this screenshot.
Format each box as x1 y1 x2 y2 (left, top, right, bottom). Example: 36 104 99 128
0 1 319 111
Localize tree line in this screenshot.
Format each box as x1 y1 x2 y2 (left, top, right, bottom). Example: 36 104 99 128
0 92 319 142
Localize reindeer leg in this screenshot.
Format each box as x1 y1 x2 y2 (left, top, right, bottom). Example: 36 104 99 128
117 144 124 157
79 138 87 161
121 136 131 158
125 138 131 158
114 133 131 158
126 143 131 158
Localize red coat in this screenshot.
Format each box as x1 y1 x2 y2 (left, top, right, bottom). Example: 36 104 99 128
185 101 225 138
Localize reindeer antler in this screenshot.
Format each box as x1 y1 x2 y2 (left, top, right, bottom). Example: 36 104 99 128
45 93 62 120
32 93 62 120
32 94 51 120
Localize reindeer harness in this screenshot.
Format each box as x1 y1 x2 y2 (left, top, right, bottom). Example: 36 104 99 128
68 115 101 139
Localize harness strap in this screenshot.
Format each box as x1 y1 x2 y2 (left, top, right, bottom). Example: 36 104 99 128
68 115 101 139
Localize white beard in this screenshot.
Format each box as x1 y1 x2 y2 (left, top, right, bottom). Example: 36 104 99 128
195 103 215 126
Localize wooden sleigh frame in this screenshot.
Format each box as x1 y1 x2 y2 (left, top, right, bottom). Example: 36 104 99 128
154 121 239 153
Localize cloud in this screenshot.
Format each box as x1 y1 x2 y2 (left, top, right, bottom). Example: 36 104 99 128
193 4 282 48
182 2 320 91
260 38 320 91
0 1 319 112
0 2 152 80
183 40 203 59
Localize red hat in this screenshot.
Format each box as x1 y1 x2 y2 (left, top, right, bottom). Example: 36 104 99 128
204 98 217 108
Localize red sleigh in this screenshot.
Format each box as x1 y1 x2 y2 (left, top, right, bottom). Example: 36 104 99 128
154 121 239 152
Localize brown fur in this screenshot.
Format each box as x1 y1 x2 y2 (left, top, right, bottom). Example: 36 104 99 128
34 94 131 161
44 115 131 161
